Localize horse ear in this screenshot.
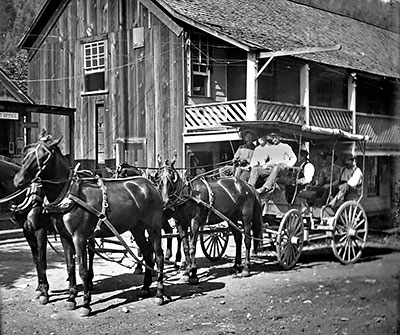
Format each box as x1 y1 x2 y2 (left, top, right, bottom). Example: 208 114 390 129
157 154 162 167
50 137 63 147
171 153 177 168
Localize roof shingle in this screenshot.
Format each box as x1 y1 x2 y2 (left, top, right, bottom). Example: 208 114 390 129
159 0 400 78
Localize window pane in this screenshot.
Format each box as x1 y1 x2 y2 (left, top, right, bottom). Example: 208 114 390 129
85 72 105 92
193 75 207 96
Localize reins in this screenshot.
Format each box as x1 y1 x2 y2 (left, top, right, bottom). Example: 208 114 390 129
0 188 28 204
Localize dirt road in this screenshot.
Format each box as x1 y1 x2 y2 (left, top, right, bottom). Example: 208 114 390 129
0 238 399 335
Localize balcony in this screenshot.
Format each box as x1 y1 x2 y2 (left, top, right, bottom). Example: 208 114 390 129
185 100 353 132
184 100 400 148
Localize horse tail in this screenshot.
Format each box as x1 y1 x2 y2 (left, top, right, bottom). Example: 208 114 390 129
252 192 263 254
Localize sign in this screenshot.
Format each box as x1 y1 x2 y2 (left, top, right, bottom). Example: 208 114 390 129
0 112 19 120
23 122 39 128
16 137 24 149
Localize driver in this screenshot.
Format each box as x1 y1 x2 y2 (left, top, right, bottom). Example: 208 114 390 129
248 133 297 194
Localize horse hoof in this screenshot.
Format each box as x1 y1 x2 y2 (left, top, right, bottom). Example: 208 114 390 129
240 270 250 278
138 289 151 299
79 307 91 317
178 275 189 284
154 297 164 306
65 300 76 310
38 295 49 305
35 290 42 299
189 277 199 285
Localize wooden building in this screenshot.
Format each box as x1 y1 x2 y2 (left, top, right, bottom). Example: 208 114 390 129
19 0 400 223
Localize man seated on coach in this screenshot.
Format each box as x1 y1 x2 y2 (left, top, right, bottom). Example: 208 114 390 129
328 154 363 208
247 132 297 194
220 131 256 179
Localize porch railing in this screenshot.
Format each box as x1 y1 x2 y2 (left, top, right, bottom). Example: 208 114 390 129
184 100 400 145
357 113 400 144
185 100 246 130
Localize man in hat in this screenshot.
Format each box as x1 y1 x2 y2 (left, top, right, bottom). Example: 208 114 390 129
328 154 363 208
248 133 297 193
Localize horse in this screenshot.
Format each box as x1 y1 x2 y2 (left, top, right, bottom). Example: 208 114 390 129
0 159 77 305
13 137 166 316
157 163 263 284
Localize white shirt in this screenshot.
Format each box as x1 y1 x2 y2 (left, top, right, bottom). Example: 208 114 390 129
297 162 315 185
341 166 363 188
264 143 297 168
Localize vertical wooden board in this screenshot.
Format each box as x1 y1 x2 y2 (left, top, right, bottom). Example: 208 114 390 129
127 28 137 138
175 34 185 168
109 32 118 156
160 23 171 158
76 0 85 39
99 0 108 34
153 19 162 161
89 0 98 34
169 31 178 165
143 8 157 166
118 28 128 140
109 0 117 33
137 47 146 139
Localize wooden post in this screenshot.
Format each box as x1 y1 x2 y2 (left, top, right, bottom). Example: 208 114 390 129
246 52 258 121
300 64 310 152
348 73 357 154
300 64 310 126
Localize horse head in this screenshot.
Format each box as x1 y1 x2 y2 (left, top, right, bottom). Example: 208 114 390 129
13 137 64 189
158 162 181 207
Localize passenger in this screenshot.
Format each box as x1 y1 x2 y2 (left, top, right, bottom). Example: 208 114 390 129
296 149 315 188
236 134 272 182
309 152 341 206
310 152 325 186
222 131 256 179
328 154 363 208
247 133 297 194
286 149 315 202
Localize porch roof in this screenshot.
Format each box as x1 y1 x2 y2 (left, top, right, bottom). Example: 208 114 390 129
159 0 400 79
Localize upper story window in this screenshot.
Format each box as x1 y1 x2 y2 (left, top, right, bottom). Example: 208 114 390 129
190 33 211 97
84 41 107 93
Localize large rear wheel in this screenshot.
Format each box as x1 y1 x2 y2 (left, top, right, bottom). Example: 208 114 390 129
331 201 368 264
276 209 304 270
199 224 229 261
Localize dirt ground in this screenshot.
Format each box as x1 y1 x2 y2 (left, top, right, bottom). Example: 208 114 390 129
0 236 399 335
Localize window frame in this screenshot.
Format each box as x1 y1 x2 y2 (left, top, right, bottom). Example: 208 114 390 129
82 40 108 95
189 33 211 97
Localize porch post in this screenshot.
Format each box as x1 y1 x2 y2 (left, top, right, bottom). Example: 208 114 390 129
300 64 310 126
246 52 258 121
348 73 357 154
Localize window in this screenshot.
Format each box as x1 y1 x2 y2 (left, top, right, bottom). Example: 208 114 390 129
84 41 106 92
190 34 210 97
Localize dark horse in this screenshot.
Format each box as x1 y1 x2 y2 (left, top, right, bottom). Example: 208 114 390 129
158 163 263 284
13 137 165 316
0 159 76 305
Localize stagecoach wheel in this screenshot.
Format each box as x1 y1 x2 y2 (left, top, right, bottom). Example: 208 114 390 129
199 224 229 261
331 201 368 264
276 209 304 270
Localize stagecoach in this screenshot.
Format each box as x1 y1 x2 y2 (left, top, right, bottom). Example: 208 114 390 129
199 120 369 270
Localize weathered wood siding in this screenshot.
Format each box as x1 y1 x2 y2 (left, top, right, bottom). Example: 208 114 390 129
27 0 184 169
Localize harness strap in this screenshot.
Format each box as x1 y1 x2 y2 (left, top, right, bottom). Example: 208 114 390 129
0 188 28 205
200 178 215 224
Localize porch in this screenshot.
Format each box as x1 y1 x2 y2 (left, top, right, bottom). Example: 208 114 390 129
184 100 400 149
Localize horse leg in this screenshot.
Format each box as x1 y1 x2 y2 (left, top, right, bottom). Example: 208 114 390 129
60 234 78 311
87 238 95 291
177 225 190 282
241 219 252 277
162 216 173 261
188 218 201 285
229 222 243 275
150 229 165 305
23 226 49 304
73 235 92 316
131 229 156 299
